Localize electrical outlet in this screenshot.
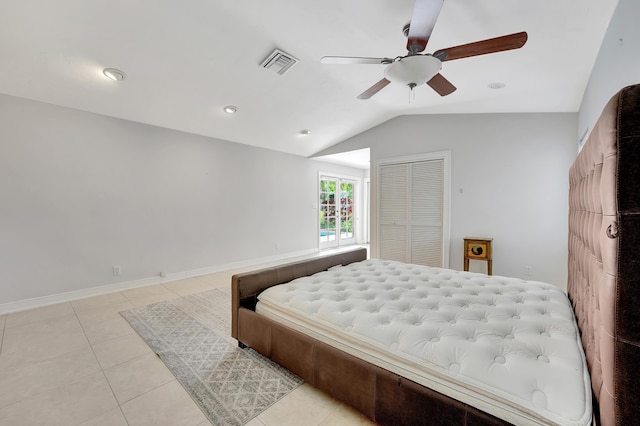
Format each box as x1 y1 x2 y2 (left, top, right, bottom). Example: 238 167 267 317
524 265 533 277
112 265 121 277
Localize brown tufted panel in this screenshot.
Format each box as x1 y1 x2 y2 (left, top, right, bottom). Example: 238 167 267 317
568 84 640 426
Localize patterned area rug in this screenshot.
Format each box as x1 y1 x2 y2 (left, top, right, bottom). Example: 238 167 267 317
120 289 303 425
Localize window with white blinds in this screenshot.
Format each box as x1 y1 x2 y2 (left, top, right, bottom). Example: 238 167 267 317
378 154 448 267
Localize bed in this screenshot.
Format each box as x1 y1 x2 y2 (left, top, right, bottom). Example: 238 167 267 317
232 84 640 425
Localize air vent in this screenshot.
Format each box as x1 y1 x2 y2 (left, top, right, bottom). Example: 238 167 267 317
260 49 299 75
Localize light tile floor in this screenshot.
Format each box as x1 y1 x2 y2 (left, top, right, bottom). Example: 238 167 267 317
0 249 375 425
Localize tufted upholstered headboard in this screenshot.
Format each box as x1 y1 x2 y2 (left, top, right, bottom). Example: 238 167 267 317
568 84 640 426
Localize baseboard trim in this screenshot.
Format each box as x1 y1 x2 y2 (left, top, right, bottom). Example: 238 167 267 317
0 248 321 315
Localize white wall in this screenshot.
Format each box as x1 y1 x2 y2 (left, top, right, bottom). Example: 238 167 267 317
318 112 577 288
579 0 640 141
0 94 364 307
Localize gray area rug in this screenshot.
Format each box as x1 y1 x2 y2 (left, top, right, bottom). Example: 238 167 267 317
120 289 303 425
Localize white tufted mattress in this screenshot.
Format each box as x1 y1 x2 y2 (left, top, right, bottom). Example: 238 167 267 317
256 259 592 426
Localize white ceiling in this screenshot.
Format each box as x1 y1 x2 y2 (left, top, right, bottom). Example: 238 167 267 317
0 0 618 162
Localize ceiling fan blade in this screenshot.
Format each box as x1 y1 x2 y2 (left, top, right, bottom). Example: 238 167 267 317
357 78 391 100
427 73 456 96
321 56 393 65
406 0 445 53
433 31 528 62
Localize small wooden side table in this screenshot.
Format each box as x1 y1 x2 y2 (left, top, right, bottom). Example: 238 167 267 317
464 237 493 275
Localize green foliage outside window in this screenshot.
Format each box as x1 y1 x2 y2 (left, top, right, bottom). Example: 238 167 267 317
320 180 354 234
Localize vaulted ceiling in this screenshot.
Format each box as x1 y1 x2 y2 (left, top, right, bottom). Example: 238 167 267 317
0 0 618 159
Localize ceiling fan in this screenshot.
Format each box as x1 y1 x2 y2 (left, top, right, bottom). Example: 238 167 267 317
321 0 528 99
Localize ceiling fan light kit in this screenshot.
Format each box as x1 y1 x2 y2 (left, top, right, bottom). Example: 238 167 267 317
320 0 527 100
384 55 442 87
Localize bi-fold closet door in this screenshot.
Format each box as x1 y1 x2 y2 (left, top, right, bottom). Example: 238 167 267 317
377 152 449 268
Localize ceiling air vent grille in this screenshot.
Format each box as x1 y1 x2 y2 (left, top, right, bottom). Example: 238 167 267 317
260 49 299 75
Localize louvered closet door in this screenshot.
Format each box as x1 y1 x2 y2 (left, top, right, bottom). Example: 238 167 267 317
410 160 443 266
379 164 408 261
379 158 444 267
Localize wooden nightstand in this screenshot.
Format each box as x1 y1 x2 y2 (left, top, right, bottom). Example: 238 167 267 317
463 237 493 275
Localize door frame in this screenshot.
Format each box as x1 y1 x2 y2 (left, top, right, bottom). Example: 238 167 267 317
318 172 361 250
364 177 370 244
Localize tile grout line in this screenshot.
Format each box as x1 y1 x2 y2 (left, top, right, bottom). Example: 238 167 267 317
161 283 186 300
114 289 213 425
315 399 344 426
85 290 181 426
70 299 129 426
0 307 118 424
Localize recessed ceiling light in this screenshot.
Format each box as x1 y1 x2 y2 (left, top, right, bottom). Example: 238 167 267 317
488 82 506 90
103 68 127 81
223 105 238 114
299 129 311 136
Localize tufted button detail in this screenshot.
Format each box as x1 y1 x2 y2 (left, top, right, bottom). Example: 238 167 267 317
494 356 506 364
537 355 550 363
430 337 440 343
448 363 460 374
505 334 514 340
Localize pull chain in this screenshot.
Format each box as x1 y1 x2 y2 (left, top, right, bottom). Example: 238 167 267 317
408 83 417 103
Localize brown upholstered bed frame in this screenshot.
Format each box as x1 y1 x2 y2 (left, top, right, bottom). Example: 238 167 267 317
232 248 509 425
232 84 640 425
567 84 640 426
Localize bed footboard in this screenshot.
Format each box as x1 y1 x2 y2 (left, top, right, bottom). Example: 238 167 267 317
231 248 367 340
